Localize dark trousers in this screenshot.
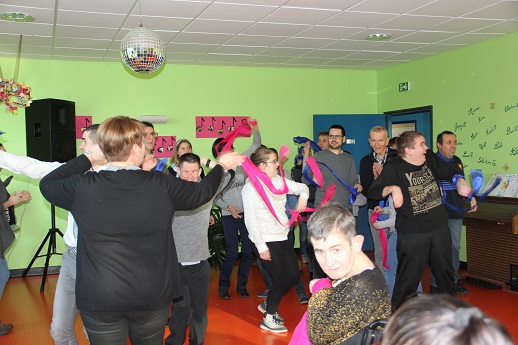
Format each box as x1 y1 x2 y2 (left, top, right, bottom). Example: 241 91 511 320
80 306 169 345
253 240 300 314
392 227 455 311
219 214 253 291
166 260 211 345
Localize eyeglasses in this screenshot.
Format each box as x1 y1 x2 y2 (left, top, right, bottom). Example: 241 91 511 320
144 132 158 138
264 160 278 165
329 134 343 139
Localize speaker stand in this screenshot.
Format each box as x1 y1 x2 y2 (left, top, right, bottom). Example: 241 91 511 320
22 205 64 292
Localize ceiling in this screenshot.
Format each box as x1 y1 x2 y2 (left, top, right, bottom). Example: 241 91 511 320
0 0 517 70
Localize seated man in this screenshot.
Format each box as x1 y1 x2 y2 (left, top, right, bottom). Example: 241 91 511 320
304 203 391 345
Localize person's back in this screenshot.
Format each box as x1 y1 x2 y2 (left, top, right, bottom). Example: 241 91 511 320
382 294 514 345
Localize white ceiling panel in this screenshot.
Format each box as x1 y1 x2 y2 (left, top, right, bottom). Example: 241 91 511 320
0 5 54 24
410 43 467 54
408 0 496 17
463 1 518 20
123 15 192 32
323 39 384 50
0 0 515 69
225 34 287 46
166 42 219 54
198 54 251 63
0 21 53 36
430 18 504 32
294 25 364 39
57 10 126 28
274 37 337 49
199 3 277 22
211 45 267 55
242 22 309 36
171 32 234 45
261 7 340 25
55 25 119 40
347 0 436 14
301 49 356 59
320 11 398 28
284 0 361 10
256 47 313 57
376 15 452 31
54 37 113 50
392 31 459 43
473 19 518 33
184 19 254 34
438 32 504 45
58 0 134 14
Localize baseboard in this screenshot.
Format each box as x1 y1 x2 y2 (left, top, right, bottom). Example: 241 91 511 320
10 266 61 278
460 261 467 271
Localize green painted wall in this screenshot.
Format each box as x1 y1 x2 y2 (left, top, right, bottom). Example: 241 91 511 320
0 60 376 269
1 31 516 270
377 32 518 263
378 32 518 178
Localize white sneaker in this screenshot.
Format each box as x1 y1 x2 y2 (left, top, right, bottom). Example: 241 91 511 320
258 301 284 324
261 313 288 333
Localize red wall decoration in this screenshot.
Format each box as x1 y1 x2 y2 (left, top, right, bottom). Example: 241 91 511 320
75 116 93 139
195 116 249 138
153 136 176 159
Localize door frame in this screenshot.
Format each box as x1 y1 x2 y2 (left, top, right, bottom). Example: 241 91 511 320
384 105 433 145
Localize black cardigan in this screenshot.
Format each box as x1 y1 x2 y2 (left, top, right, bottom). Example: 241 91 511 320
40 155 223 312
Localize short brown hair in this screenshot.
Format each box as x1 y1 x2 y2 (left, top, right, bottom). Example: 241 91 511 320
250 147 275 167
397 131 424 157
98 116 144 162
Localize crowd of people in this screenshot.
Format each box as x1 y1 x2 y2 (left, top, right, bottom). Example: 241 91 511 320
0 117 513 345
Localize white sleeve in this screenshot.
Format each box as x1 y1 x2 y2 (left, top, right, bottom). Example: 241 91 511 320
242 183 268 254
0 151 63 179
285 178 309 200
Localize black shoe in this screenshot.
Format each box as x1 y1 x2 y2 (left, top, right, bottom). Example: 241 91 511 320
455 282 469 295
219 289 230 299
429 285 438 294
236 288 249 298
299 295 309 304
257 289 269 299
0 321 13 336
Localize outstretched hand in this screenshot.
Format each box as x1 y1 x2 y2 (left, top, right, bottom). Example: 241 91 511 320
217 151 246 170
7 190 31 207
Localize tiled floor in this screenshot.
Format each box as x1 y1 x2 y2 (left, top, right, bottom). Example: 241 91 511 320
1 258 517 344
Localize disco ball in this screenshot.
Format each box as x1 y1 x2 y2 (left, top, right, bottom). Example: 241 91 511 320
120 26 166 73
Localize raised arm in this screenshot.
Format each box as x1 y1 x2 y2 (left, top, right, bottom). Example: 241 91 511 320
39 155 92 210
0 150 62 179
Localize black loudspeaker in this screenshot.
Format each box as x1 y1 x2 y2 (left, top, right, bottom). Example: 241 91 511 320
25 99 76 163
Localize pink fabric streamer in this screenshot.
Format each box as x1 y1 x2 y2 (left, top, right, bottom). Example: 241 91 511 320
289 278 332 345
370 212 390 270
215 118 256 156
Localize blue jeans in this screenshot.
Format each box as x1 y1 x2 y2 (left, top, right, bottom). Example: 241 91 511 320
51 251 80 345
0 257 9 299
218 215 253 291
430 218 463 286
298 220 309 257
384 231 398 298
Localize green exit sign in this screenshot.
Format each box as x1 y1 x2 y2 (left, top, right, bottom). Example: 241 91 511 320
399 82 410 92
